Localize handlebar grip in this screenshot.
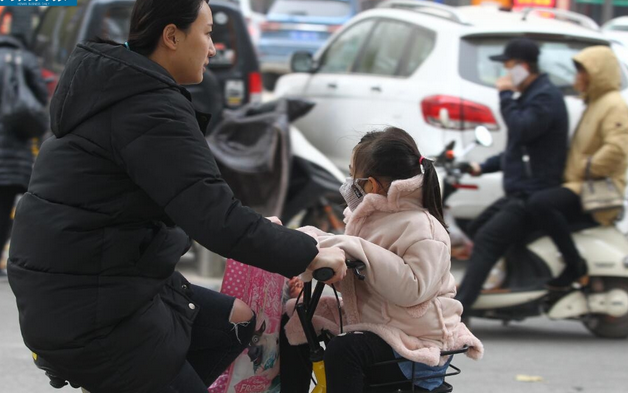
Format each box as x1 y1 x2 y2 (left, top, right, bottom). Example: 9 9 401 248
313 267 335 282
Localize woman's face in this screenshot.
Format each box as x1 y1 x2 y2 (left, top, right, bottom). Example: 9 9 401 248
175 2 216 85
574 68 590 94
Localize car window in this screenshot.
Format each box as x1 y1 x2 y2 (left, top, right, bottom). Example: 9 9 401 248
401 29 436 77
209 9 240 68
354 20 414 76
269 0 352 18
318 19 375 74
100 6 132 44
55 0 88 68
459 36 624 95
33 7 65 67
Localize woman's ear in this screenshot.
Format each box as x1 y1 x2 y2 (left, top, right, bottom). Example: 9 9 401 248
162 24 179 50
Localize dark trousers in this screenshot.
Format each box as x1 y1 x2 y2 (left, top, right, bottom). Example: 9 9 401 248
157 285 256 393
280 328 407 393
526 187 594 266
456 196 528 313
0 185 23 257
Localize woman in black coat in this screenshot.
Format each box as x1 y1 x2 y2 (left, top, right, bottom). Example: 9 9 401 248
0 34 48 277
7 1 346 392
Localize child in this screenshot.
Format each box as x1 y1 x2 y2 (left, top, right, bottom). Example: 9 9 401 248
282 127 483 393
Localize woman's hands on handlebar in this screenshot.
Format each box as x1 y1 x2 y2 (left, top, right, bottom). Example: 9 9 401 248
307 248 347 284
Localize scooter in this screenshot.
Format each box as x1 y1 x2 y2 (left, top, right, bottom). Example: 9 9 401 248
181 99 346 267
438 127 628 339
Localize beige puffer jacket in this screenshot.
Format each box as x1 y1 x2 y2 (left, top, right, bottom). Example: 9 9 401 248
565 46 628 225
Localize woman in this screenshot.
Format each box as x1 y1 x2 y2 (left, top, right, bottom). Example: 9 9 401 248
7 1 346 392
528 46 628 289
0 33 48 277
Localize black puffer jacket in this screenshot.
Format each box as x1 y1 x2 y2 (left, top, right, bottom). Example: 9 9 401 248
8 42 318 393
0 36 48 189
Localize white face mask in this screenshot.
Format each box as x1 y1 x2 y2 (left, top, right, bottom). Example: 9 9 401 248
339 177 368 211
509 64 530 87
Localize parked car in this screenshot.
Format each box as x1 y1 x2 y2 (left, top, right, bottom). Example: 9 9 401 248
275 2 628 220
258 0 362 90
602 16 628 47
226 0 267 46
31 0 262 131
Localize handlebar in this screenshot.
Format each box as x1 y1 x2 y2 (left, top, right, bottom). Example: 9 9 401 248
313 260 366 282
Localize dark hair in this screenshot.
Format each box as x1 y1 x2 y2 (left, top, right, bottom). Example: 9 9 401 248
353 127 448 231
125 0 209 56
527 61 539 75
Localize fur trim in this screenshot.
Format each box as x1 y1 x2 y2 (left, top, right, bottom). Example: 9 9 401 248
405 302 431 318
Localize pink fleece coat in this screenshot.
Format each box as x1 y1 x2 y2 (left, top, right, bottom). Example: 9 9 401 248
285 175 483 366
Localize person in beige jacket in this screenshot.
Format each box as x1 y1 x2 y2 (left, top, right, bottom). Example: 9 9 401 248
281 128 483 393
527 46 628 289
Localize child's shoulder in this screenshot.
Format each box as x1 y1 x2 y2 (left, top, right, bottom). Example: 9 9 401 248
384 209 450 245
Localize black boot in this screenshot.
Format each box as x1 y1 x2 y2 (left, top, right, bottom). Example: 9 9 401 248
546 258 588 290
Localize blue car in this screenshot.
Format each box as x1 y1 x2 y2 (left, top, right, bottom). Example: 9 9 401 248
258 0 361 90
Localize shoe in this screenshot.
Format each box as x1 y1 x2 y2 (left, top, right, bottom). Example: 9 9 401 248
0 269 7 278
546 258 588 290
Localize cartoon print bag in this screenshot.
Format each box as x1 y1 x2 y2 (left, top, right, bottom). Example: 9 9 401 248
208 259 287 393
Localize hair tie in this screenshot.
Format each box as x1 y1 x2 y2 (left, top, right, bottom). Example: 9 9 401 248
124 41 130 50
419 156 425 165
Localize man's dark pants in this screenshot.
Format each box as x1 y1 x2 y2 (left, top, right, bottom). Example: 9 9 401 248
455 196 529 314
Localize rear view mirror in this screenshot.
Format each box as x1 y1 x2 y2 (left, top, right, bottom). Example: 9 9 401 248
475 126 493 147
291 51 315 73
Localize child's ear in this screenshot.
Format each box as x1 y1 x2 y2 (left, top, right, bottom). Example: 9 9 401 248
368 177 386 196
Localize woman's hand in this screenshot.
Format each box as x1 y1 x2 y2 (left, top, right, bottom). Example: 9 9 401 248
307 247 347 284
266 216 283 225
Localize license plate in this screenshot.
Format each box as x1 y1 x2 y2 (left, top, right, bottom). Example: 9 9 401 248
225 80 245 107
289 31 319 41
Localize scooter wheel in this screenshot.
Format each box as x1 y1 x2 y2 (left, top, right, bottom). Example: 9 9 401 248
583 277 628 339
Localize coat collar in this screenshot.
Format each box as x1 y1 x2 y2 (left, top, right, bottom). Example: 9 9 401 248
344 175 424 235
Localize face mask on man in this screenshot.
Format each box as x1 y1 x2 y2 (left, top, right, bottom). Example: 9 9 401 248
339 177 368 211
509 64 530 87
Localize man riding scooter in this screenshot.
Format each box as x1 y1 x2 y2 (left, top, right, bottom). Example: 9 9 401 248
455 38 570 321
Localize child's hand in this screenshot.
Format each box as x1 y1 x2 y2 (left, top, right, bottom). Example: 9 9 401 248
288 277 304 298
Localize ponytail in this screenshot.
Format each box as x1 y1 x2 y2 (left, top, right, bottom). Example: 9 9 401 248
421 159 447 231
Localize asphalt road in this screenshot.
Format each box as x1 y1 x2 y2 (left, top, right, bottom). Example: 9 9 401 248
1 272 626 393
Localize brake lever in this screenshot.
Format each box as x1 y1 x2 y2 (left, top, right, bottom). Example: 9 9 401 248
346 260 366 281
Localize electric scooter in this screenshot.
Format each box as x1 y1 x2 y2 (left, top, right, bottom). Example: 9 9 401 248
438 127 628 339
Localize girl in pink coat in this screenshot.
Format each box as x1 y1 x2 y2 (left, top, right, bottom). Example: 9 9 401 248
282 127 483 392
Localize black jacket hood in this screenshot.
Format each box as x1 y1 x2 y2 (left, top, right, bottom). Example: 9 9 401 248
50 42 192 138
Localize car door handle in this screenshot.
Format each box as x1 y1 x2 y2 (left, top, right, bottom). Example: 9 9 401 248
327 82 338 89
371 86 382 92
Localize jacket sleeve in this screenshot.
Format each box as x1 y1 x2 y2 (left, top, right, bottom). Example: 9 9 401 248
116 116 318 278
500 90 556 145
588 105 628 178
22 51 49 105
318 235 451 307
480 153 503 174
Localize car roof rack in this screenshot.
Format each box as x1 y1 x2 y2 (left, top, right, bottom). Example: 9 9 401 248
521 8 600 31
378 0 471 26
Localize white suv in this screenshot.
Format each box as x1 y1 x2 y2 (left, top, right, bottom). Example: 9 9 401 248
275 2 628 220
